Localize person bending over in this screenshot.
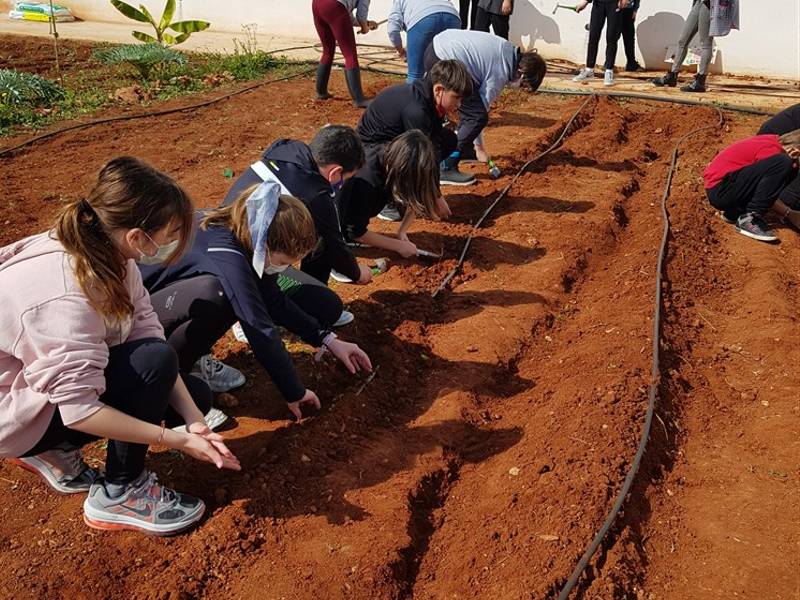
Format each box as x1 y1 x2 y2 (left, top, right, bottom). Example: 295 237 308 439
424 29 546 181
143 182 372 420
224 125 371 288
704 130 800 243
340 129 448 257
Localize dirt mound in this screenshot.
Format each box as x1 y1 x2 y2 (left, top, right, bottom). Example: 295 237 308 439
1 54 797 600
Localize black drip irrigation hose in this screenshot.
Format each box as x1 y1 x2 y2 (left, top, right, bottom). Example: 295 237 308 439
0 65 317 159
554 105 726 600
431 94 595 299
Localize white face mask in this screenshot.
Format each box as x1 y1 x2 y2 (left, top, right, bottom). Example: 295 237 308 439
263 247 290 276
137 232 179 265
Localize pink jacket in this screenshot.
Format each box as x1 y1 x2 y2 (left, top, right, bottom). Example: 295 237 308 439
0 232 164 458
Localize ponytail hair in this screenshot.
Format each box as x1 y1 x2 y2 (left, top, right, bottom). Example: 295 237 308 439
201 185 318 260
384 130 440 220
54 156 194 321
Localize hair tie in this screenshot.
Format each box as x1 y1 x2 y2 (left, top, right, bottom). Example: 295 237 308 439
246 181 281 276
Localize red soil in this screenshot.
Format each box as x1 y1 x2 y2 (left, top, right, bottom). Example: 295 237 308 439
1 36 798 600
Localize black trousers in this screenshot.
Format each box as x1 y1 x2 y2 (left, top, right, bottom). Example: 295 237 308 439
423 43 487 160
780 173 800 209
620 7 637 67
706 154 796 216
23 339 212 485
587 0 623 70
474 7 510 39
459 0 477 29
149 270 342 368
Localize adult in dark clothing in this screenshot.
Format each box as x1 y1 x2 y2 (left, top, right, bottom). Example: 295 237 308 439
356 59 475 186
459 0 478 30
619 0 643 71
759 104 800 218
573 0 628 87
143 183 372 420
474 0 513 40
223 125 371 285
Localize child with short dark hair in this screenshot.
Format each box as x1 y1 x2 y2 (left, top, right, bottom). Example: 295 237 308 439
704 130 800 242
357 59 475 186
223 125 371 285
423 29 547 181
339 129 447 257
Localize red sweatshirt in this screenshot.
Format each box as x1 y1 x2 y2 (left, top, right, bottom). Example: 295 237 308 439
704 134 784 189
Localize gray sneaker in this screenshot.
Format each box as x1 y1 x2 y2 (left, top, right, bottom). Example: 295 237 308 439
13 443 101 494
171 407 229 433
83 470 205 536
193 355 245 392
377 205 402 222
439 167 476 186
736 212 778 243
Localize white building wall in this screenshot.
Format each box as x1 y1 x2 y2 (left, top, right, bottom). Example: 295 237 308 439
6 0 799 79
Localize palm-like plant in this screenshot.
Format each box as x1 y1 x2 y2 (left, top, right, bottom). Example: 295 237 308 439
0 69 65 107
110 0 210 46
93 44 187 80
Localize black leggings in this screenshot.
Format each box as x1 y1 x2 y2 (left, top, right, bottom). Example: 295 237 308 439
620 8 637 67
459 0 477 29
23 338 211 485
586 0 623 70
423 43 485 159
706 154 796 216
149 269 343 370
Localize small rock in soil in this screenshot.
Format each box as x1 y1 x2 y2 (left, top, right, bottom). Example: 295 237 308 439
509 467 521 476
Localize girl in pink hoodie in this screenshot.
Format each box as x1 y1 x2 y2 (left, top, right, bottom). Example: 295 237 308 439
0 157 240 536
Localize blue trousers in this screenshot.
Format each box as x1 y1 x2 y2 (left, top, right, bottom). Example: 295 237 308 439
407 12 461 82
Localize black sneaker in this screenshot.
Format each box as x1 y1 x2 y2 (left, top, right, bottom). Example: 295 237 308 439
625 62 644 72
735 212 778 242
720 210 740 224
440 167 476 186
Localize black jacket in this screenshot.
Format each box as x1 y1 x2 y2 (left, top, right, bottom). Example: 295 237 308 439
141 214 332 403
223 140 361 282
356 79 448 160
759 103 800 136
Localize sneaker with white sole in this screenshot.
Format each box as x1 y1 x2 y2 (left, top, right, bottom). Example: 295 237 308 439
83 470 205 536
735 212 778 242
193 355 245 393
330 270 354 283
333 310 355 327
377 205 402 222
13 443 101 494
604 69 615 86
573 68 594 82
439 167 476 186
171 407 229 434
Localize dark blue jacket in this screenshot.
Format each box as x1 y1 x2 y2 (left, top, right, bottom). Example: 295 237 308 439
223 140 361 282
141 214 329 403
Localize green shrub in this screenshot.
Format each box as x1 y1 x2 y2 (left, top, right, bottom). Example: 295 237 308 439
93 43 187 80
0 69 65 107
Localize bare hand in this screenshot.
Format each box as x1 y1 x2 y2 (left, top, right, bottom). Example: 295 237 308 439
356 263 373 284
501 0 513 16
181 427 241 470
618 0 629 8
326 339 373 374
436 196 452 219
358 20 370 34
396 46 407 58
397 239 418 258
287 389 321 421
576 0 589 12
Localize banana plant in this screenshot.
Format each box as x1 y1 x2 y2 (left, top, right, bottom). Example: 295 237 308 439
110 0 210 46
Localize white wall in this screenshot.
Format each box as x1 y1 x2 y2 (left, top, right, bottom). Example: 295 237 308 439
10 0 800 79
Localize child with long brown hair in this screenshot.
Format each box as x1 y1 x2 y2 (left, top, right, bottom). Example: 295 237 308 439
339 129 450 258
142 181 372 421
0 156 240 536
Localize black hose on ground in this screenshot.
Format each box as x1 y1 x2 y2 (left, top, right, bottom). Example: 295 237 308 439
431 94 596 298
555 104 726 600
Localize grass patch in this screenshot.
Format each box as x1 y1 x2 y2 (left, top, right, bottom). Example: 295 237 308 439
0 34 302 137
